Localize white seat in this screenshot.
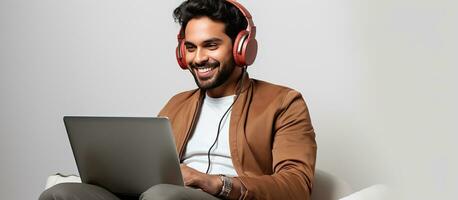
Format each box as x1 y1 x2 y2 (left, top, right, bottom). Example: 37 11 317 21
44 173 81 190
339 184 389 200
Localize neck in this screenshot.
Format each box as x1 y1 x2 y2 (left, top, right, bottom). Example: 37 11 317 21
206 67 244 98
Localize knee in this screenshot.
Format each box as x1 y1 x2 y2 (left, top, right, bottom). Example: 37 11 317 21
140 184 183 200
39 183 119 200
39 183 80 200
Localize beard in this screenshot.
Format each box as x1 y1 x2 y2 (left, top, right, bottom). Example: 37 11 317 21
190 59 235 90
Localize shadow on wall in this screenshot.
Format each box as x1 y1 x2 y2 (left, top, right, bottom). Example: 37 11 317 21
311 169 353 200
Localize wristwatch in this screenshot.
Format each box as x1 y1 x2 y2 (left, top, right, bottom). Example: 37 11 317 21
218 175 232 199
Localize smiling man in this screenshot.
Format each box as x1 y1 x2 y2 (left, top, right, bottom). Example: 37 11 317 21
39 1 316 200
152 0 317 199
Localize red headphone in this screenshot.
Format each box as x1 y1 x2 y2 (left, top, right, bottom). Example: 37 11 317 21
175 0 258 69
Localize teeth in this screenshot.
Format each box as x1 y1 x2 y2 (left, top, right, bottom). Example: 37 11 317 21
197 67 212 73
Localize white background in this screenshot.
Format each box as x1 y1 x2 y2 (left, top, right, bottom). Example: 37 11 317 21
1 0 456 199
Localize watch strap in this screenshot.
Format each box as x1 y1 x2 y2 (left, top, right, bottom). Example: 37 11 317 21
218 175 232 199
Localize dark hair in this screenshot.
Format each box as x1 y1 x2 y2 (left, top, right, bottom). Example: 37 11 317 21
173 0 248 42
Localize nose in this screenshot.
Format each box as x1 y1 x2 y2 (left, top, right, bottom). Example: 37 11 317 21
193 48 209 66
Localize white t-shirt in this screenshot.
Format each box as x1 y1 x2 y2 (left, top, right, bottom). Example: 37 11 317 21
182 94 237 176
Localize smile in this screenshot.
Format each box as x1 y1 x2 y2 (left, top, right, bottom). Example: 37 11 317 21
197 67 213 73
194 66 217 80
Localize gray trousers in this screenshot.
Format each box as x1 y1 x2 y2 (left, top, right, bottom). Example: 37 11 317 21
39 183 220 200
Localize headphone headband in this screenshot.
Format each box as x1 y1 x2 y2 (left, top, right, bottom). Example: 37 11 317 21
226 0 256 38
177 1 255 38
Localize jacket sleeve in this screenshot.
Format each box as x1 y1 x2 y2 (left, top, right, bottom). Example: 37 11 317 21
237 90 317 200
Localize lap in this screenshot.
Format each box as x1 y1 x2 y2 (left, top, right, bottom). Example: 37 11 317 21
140 184 220 200
40 183 219 200
39 183 121 200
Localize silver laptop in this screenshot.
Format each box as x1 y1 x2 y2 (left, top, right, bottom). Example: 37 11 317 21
64 116 184 197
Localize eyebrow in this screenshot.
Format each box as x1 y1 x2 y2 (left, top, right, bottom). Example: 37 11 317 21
184 38 223 46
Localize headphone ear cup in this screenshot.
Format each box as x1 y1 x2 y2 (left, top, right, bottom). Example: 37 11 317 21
243 37 258 66
233 30 258 66
176 40 188 69
233 30 248 66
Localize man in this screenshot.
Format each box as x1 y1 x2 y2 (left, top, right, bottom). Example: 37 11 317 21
150 0 317 199
39 0 316 199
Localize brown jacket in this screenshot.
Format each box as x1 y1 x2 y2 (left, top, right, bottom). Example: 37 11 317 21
158 75 317 200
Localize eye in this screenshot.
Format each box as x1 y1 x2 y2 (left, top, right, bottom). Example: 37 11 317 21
185 45 196 52
206 43 218 50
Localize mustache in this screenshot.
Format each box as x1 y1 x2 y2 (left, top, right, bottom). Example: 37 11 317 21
190 61 220 69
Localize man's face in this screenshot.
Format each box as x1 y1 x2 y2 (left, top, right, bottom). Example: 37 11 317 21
184 16 236 90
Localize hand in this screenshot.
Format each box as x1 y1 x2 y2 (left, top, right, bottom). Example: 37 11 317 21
180 164 222 195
